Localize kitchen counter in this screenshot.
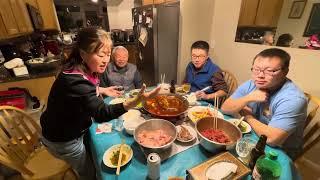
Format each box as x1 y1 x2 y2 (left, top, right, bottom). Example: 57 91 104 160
0 67 59 84
0 66 59 105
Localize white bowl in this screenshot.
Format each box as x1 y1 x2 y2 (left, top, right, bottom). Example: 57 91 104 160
123 116 145 135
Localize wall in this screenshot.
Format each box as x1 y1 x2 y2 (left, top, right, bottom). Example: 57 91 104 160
107 0 134 30
177 0 215 83
275 0 320 48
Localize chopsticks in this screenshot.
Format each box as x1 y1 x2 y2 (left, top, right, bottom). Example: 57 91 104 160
116 136 125 175
213 94 219 130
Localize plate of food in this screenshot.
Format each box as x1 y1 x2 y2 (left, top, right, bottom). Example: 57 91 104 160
229 119 252 134
109 98 126 105
188 106 224 124
176 125 196 143
103 144 133 168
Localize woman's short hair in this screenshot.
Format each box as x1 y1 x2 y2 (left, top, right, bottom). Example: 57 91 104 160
62 27 112 72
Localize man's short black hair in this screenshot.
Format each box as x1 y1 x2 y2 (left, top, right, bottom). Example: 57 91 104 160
191 41 209 53
253 48 291 69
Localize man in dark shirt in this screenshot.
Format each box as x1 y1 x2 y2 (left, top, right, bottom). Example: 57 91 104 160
184 41 227 102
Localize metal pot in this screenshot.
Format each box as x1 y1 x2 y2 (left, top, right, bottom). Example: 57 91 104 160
142 93 189 120
134 119 177 151
195 117 242 153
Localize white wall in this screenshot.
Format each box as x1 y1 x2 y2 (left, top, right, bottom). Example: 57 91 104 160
177 0 215 83
275 0 320 48
107 0 134 30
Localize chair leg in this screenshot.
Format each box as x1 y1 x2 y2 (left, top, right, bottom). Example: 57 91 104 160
62 168 79 180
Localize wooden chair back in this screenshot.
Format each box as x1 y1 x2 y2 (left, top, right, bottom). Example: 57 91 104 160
0 106 42 176
301 93 320 157
221 70 238 102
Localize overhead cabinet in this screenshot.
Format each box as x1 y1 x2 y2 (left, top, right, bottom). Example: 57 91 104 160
238 0 284 27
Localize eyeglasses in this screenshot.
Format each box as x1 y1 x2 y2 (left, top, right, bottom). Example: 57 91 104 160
191 54 207 59
251 67 283 76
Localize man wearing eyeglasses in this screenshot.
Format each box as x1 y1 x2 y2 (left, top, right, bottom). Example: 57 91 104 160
183 41 227 102
221 48 307 160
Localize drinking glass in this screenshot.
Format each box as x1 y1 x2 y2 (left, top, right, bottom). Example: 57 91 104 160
236 135 257 165
113 119 124 132
182 83 191 93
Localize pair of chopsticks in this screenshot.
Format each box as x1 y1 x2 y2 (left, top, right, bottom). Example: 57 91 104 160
160 73 166 84
213 94 219 130
116 135 125 175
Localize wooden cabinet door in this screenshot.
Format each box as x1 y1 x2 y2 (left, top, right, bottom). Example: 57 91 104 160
37 0 60 31
0 13 7 39
17 0 34 32
255 0 284 27
0 0 19 35
10 0 29 33
238 0 260 26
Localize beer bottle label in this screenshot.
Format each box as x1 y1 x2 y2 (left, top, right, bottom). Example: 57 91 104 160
252 166 261 180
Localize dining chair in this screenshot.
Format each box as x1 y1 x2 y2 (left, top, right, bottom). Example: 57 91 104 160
296 93 320 159
221 70 238 103
0 106 77 180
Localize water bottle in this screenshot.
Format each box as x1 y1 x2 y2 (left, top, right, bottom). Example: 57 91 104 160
252 151 282 180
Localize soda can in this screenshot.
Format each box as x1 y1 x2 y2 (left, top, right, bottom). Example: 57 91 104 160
147 153 160 180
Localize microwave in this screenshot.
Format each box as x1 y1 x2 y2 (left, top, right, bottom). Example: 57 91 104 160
26 4 44 30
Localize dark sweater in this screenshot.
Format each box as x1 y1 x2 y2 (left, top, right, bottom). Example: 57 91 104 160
40 72 126 142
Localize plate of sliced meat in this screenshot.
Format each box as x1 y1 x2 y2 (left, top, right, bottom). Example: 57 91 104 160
176 125 196 143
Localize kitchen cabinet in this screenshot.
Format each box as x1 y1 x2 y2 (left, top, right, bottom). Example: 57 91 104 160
24 0 38 8
143 0 178 5
36 0 60 31
10 0 34 33
0 0 34 39
0 1 20 36
238 0 284 27
0 15 7 40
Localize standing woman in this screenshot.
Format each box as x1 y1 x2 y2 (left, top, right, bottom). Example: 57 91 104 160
40 27 159 180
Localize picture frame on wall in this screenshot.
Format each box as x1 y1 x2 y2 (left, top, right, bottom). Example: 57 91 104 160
288 0 307 19
304 3 320 37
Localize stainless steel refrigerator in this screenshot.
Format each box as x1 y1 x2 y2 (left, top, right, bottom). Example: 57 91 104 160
132 2 179 86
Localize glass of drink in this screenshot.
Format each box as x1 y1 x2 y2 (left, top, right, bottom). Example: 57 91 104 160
182 83 191 93
236 135 257 165
113 119 124 132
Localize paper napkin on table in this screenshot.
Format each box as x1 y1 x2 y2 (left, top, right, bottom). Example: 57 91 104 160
96 122 112 134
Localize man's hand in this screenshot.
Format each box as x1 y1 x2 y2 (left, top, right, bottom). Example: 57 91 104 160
247 89 269 102
195 91 208 100
99 86 123 97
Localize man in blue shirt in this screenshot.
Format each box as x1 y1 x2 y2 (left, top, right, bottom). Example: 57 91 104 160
184 41 227 102
221 48 307 160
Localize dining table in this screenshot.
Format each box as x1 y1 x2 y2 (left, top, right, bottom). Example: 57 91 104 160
88 95 301 180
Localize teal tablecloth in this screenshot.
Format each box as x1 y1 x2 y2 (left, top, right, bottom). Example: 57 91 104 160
88 98 301 180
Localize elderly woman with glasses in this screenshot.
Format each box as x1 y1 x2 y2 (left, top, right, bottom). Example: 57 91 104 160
221 48 307 160
183 40 227 103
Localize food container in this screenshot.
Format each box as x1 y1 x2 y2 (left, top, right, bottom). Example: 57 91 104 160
195 117 242 153
134 119 177 151
142 94 189 121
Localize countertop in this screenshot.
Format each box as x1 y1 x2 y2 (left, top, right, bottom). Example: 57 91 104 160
0 66 59 84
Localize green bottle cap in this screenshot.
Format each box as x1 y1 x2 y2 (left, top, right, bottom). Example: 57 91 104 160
267 151 278 160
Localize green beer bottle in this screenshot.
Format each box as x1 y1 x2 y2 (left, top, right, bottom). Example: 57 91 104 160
252 151 282 180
